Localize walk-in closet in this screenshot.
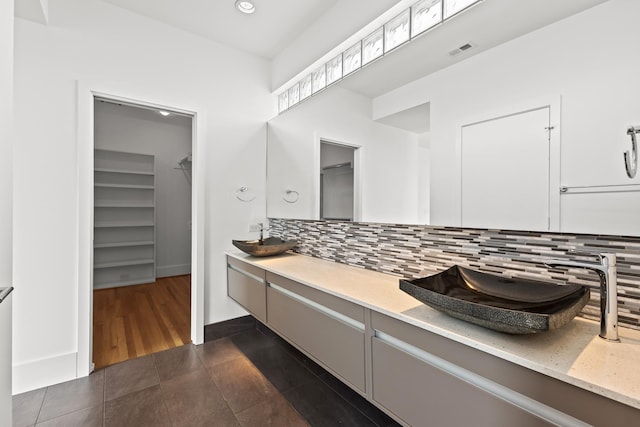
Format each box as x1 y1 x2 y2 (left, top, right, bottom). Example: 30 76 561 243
92 99 193 369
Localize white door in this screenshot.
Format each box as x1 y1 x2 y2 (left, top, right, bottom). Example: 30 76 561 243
461 107 550 231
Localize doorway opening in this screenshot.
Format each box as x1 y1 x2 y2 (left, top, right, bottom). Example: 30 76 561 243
320 141 357 221
92 98 193 369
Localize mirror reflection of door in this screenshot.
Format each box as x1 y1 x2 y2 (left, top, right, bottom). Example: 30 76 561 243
320 141 356 221
461 107 551 230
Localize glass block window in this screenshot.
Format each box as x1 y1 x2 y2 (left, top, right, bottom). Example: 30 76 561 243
343 42 362 76
444 0 478 19
385 9 410 52
278 91 289 113
326 54 343 86
299 74 312 100
362 28 384 65
412 0 442 37
312 65 326 93
288 83 300 106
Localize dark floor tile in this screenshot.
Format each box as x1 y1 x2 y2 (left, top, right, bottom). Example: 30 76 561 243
161 367 238 427
205 315 256 342
153 344 202 382
236 393 309 427
208 355 280 414
276 338 326 376
35 405 103 427
284 376 378 427
104 385 170 427
37 371 104 423
229 329 277 355
255 321 278 338
245 343 318 393
12 388 46 427
319 373 400 427
194 337 245 369
104 355 159 401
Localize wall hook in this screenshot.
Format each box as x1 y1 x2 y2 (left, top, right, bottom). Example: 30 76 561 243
235 186 256 202
624 125 639 179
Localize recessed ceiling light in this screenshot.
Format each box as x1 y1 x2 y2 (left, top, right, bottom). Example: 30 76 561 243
235 0 255 14
159 110 170 117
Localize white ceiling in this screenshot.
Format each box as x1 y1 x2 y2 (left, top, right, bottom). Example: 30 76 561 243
101 0 341 59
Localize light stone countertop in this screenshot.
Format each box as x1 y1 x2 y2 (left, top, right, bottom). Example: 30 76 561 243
227 251 640 410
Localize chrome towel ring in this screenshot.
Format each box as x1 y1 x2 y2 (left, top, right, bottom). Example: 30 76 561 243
624 125 639 179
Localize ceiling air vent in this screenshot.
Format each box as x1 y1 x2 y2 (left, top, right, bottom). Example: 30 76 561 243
449 42 475 56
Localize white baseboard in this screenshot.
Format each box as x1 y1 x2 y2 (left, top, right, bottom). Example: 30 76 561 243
156 264 191 278
13 351 77 394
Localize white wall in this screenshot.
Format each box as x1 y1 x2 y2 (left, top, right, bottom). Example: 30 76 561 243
0 0 12 286
13 0 271 392
94 101 192 278
373 0 640 235
267 86 420 224
0 0 13 423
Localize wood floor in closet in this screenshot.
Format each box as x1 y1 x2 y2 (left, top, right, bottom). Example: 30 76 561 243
93 275 191 369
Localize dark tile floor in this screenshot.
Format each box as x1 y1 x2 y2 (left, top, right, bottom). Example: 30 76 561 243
12 324 400 427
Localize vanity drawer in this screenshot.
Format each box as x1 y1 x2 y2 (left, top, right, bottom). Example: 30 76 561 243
371 311 640 426
266 273 366 392
371 337 553 427
265 272 364 322
227 256 266 322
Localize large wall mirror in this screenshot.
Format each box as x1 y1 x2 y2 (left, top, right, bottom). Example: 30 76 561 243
267 0 640 236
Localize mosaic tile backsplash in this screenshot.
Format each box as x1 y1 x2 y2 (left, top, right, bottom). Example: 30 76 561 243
269 219 640 331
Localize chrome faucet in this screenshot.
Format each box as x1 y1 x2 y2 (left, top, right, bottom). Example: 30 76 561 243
258 222 268 245
544 253 619 342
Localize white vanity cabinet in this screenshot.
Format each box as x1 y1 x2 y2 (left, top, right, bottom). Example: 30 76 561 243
227 257 267 323
266 272 366 393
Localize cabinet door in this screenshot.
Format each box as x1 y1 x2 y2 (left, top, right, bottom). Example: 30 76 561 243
227 257 266 322
371 337 554 427
266 281 366 392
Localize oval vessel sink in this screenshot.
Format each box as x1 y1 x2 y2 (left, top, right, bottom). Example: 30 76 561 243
232 237 297 257
400 265 589 334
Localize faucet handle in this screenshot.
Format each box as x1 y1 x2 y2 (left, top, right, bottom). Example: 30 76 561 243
567 250 616 266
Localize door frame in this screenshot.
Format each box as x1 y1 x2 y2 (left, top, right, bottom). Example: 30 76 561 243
76 81 205 377
314 135 363 222
453 96 561 232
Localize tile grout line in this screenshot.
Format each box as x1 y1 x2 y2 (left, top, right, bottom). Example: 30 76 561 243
33 386 48 426
151 350 176 427
193 342 244 426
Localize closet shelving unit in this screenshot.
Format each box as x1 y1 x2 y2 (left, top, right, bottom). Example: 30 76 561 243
93 149 156 289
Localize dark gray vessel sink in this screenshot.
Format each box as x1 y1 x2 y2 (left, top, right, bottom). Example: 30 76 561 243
232 237 297 257
400 266 589 334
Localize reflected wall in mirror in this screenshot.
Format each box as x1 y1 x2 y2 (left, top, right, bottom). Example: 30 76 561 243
320 142 356 221
267 85 430 224
267 0 640 236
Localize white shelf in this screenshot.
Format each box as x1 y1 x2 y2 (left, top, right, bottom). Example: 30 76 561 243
94 183 154 190
94 202 154 208
95 167 155 176
94 241 155 249
94 259 154 269
94 277 156 290
94 221 154 228
93 149 156 288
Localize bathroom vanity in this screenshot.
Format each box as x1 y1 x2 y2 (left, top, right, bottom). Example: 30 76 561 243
227 252 640 427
